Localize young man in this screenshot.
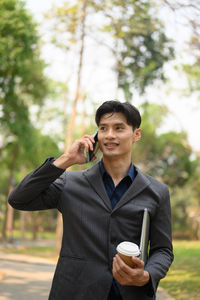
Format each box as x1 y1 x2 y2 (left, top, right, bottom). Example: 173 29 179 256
8 100 173 300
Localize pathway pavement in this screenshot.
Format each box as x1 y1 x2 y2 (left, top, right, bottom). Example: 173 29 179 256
0 252 174 300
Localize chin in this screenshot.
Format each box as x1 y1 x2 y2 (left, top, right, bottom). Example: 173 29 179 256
103 151 118 157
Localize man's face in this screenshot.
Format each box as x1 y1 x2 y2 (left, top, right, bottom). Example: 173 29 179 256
98 112 141 160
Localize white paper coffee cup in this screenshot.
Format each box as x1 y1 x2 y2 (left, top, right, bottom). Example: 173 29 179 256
116 241 140 267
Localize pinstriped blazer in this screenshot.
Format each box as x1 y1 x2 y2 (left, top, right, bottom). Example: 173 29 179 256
8 158 173 300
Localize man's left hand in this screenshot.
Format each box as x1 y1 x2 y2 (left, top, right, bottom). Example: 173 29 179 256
112 254 150 286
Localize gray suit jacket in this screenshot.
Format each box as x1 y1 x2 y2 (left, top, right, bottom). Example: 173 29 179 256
8 158 173 300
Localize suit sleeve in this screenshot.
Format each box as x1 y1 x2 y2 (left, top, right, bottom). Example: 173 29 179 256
8 158 65 212
144 185 174 296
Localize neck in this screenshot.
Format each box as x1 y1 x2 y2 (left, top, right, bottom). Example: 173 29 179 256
102 155 132 185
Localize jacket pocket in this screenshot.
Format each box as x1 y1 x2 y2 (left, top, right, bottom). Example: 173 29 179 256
57 255 86 284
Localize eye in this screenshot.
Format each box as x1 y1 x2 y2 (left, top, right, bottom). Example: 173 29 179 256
116 126 123 130
99 126 106 131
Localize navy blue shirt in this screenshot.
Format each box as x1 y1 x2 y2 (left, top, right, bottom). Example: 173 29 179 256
99 161 135 209
99 160 135 300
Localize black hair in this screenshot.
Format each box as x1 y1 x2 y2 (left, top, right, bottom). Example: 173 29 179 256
95 100 141 130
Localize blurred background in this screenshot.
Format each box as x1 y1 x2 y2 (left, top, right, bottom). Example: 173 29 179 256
0 1 200 299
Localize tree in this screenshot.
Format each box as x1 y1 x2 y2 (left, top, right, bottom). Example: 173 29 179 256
154 0 200 97
134 102 196 187
0 0 51 240
96 0 174 98
46 0 89 153
46 0 175 121
45 0 177 250
0 0 50 151
132 102 198 238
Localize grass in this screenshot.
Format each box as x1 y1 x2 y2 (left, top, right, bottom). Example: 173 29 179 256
6 230 56 240
160 240 200 300
1 245 57 259
1 238 200 299
0 230 57 260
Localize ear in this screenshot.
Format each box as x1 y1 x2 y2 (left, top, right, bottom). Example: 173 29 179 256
133 128 141 142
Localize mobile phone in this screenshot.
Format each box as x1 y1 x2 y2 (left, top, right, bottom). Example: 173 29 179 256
86 130 99 162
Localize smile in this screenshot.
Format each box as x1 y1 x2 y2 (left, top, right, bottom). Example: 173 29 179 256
104 143 119 149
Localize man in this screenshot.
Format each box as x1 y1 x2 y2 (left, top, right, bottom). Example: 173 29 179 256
8 100 173 300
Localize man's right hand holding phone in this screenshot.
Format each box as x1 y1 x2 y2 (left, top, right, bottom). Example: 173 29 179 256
53 134 96 170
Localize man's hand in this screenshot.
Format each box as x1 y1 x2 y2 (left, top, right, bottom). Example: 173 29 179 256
112 254 150 287
53 135 96 170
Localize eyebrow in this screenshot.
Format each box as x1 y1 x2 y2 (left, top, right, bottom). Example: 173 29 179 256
99 122 125 126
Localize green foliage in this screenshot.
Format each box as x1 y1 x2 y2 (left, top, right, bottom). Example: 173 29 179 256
170 186 193 237
1 244 57 259
0 0 50 152
0 0 62 239
160 240 200 300
154 131 195 186
155 0 200 99
98 0 174 97
182 10 200 96
0 0 48 101
182 62 200 95
45 0 174 99
45 0 86 49
134 102 195 186
132 102 200 238
0 0 59 163
0 0 199 241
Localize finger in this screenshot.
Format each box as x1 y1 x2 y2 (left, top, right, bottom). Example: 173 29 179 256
131 256 144 269
83 135 95 145
113 257 125 283
113 256 133 285
114 255 132 277
77 139 92 153
82 136 94 151
115 254 132 273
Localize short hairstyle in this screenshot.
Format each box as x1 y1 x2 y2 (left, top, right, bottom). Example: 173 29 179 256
95 100 141 130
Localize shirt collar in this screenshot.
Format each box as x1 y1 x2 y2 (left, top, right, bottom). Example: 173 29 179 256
99 160 135 182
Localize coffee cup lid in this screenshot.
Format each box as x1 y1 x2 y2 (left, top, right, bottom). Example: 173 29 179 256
117 241 140 256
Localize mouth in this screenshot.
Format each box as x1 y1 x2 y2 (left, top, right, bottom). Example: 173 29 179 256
104 142 119 150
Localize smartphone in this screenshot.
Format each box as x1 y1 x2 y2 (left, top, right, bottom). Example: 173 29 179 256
86 130 99 162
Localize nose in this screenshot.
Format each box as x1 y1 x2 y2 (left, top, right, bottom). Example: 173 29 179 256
105 128 116 139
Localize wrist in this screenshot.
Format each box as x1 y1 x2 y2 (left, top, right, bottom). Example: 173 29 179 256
53 154 76 170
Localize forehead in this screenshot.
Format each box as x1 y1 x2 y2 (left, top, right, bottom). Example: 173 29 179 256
99 112 128 125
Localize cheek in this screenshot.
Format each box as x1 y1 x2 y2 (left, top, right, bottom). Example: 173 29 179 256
97 137 103 149
123 134 135 145
121 139 134 151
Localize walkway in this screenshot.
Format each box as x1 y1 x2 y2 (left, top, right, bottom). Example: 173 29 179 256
0 252 174 300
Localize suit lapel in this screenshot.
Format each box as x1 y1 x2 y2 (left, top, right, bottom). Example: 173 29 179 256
113 167 151 212
83 164 151 212
83 163 112 211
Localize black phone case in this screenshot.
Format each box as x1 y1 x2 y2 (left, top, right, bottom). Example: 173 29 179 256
86 131 99 162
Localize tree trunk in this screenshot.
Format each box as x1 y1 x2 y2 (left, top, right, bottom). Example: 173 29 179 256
30 212 38 241
56 0 88 255
19 165 26 241
2 181 15 241
115 39 120 99
1 148 17 241
64 0 87 153
78 92 87 171
6 187 14 241
20 211 27 241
